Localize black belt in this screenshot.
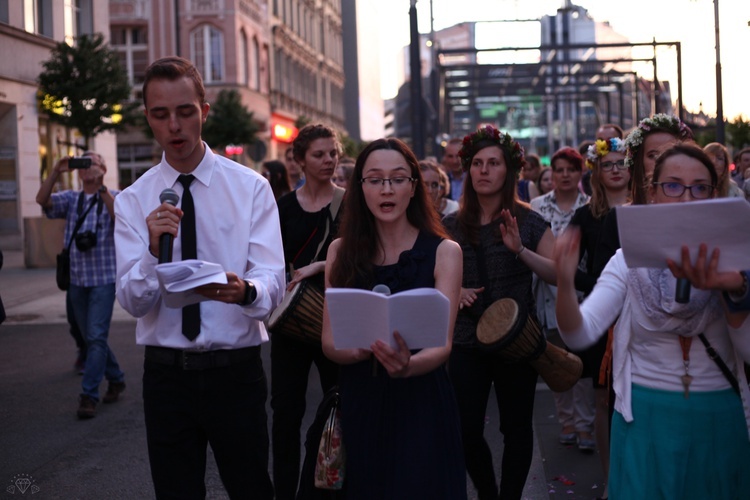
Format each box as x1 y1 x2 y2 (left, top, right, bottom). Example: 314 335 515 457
145 345 260 371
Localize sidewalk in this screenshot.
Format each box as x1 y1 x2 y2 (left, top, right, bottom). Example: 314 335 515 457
1 250 134 325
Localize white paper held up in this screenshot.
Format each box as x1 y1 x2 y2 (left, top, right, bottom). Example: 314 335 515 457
325 287 450 350
155 259 228 308
616 198 750 271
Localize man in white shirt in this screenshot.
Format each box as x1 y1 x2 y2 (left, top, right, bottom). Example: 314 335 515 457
115 56 284 499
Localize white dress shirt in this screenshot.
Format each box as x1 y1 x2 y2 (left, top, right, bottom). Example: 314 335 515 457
114 145 285 350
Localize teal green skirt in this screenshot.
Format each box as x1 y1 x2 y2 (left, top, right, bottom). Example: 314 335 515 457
610 384 750 500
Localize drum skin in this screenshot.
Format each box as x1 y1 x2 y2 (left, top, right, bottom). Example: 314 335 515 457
477 298 582 392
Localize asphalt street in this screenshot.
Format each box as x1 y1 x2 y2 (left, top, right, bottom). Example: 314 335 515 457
0 254 604 499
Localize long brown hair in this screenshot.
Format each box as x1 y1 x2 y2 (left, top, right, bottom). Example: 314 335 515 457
457 140 524 246
329 138 448 288
703 142 730 197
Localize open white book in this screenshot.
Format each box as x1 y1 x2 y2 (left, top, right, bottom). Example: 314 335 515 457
325 287 450 350
617 198 750 271
155 259 228 308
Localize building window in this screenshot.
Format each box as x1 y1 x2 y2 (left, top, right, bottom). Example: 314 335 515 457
190 24 224 83
239 30 249 86
252 37 261 91
24 0 52 37
0 0 8 24
111 26 149 88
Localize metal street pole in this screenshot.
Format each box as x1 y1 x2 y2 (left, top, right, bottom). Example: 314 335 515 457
409 0 425 158
714 0 725 144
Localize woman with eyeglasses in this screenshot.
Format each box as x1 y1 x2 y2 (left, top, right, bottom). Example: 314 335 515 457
442 125 556 499
554 142 750 499
566 137 631 499
321 138 466 498
420 159 459 216
272 123 343 500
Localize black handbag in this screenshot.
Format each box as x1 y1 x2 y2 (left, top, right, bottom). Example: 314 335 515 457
56 193 98 291
56 248 71 291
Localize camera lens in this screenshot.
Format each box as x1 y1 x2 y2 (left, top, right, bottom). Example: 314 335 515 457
75 231 97 252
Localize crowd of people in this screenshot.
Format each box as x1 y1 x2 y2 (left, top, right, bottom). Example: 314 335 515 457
40 56 750 500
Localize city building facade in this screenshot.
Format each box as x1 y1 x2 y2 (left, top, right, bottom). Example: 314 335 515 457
0 1 118 265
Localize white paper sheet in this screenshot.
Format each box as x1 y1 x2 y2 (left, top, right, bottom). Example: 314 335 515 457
325 287 450 350
155 260 228 308
616 197 750 271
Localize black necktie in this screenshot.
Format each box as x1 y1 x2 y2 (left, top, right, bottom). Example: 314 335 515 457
178 174 200 340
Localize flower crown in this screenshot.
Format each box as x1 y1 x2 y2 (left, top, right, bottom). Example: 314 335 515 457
585 138 626 170
623 114 692 168
458 124 525 172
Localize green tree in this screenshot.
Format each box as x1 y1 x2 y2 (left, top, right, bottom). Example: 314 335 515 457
202 89 259 152
37 33 138 149
339 133 368 159
727 115 750 152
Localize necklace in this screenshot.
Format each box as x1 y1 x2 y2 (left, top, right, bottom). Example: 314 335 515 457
679 336 693 399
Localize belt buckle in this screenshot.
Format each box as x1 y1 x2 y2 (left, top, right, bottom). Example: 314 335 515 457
180 350 205 370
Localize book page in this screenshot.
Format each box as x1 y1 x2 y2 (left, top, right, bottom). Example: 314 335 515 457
325 288 389 349
155 260 228 308
617 198 750 271
325 288 450 350
388 289 450 349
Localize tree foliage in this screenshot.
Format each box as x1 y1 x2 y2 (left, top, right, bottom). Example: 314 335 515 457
37 33 138 148
202 89 259 150
339 133 368 160
727 115 750 152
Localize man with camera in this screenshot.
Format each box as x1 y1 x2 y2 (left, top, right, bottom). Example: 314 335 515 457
36 152 125 419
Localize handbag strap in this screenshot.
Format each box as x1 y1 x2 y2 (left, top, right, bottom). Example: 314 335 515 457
311 187 345 263
697 333 741 396
66 192 98 251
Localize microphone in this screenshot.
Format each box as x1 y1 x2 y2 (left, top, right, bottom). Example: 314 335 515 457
675 278 691 304
158 188 180 264
372 284 391 296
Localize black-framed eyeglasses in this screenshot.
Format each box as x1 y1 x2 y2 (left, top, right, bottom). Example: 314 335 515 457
599 159 627 172
652 182 715 199
361 176 416 188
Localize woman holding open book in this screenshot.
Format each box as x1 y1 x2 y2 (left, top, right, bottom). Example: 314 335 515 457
442 125 556 500
321 138 466 499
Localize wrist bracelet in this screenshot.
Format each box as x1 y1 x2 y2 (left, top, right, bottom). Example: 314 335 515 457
515 245 526 259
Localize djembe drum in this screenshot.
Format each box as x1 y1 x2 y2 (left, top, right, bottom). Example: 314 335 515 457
476 297 582 392
268 279 325 344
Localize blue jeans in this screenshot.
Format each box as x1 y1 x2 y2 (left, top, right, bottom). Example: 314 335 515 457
68 283 124 401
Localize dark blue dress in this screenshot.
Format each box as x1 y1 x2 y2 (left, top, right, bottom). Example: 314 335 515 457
338 232 467 499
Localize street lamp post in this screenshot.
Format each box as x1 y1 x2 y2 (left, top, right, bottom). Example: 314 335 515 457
409 0 425 158
714 0 725 144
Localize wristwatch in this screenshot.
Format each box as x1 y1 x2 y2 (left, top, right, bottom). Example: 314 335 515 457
239 280 257 306
98 185 108 194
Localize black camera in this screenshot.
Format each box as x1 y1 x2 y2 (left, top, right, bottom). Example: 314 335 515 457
75 231 97 252
69 157 92 169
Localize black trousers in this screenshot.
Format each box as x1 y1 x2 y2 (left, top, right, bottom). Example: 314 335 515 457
270 333 338 500
143 349 273 500
449 346 538 500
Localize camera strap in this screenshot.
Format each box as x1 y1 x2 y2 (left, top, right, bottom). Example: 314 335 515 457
66 192 99 250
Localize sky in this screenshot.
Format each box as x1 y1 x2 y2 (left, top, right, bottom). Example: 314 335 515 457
378 0 750 120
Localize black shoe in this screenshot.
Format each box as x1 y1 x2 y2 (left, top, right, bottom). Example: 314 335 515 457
102 382 126 404
77 395 97 419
